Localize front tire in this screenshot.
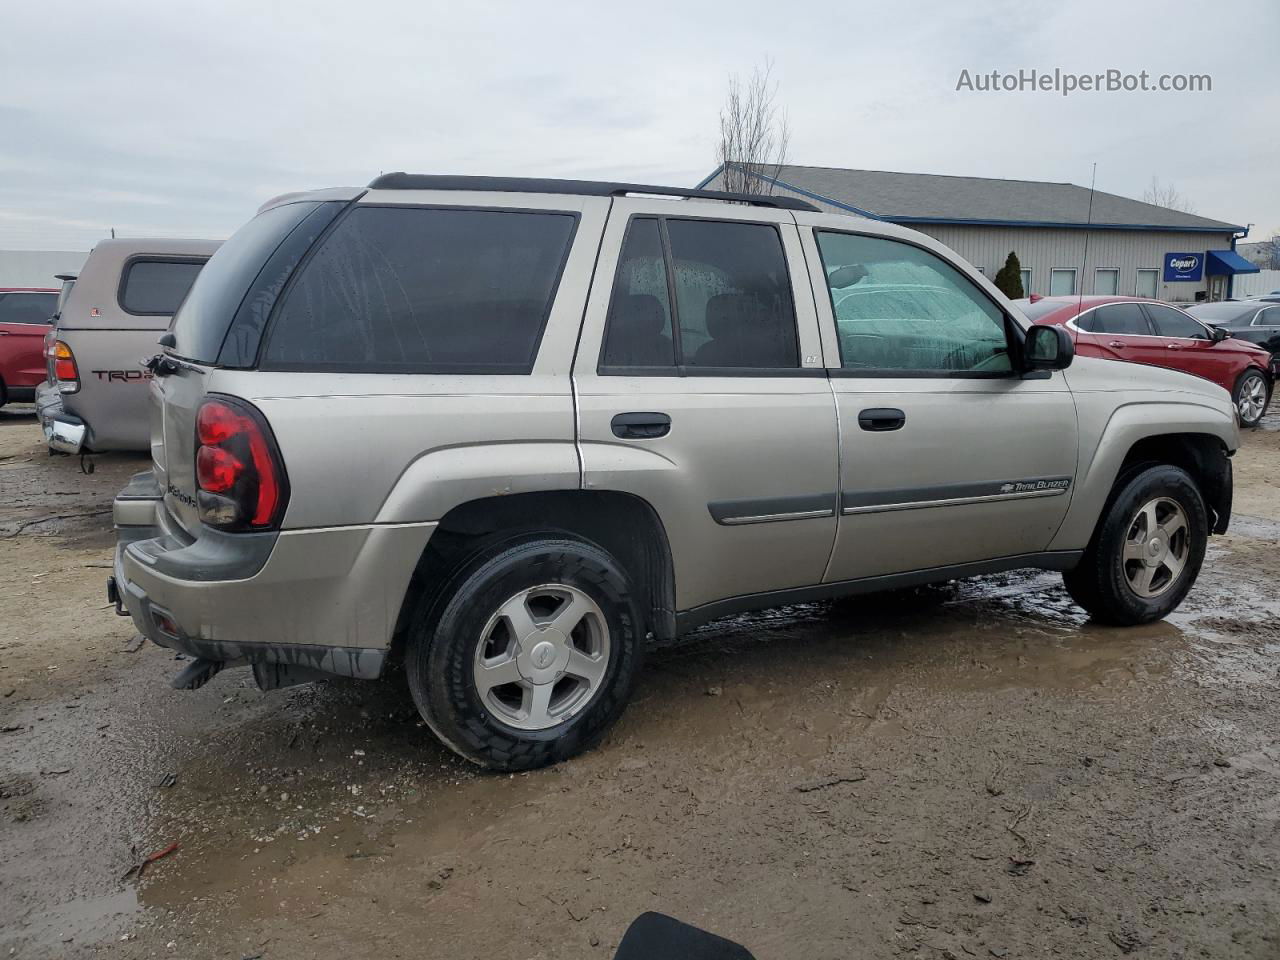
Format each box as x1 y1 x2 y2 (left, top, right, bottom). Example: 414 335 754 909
1233 368 1269 428
406 536 642 771
1063 465 1207 625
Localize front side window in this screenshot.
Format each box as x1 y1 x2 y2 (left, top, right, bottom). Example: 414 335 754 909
119 259 206 315
0 292 56 324
815 231 1012 374
600 217 799 372
1085 303 1152 335
1146 304 1209 340
264 206 577 373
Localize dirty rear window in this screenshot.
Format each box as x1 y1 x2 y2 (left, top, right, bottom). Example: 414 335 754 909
261 206 577 374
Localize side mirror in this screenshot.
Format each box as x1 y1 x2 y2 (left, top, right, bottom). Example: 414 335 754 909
1024 324 1074 372
1210 325 1230 342
827 264 868 288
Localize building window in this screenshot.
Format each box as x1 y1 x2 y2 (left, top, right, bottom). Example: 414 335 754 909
1094 268 1119 296
1135 269 1158 299
1020 269 1032 295
1049 269 1076 296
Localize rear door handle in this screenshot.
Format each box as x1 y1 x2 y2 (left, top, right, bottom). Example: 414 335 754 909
1107 340 1126 349
611 412 671 439
1166 343 1181 350
857 407 906 432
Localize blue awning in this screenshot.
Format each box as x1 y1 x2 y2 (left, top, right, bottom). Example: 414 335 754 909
1206 249 1260 275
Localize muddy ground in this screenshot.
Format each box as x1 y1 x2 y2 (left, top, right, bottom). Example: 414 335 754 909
1 404 1278 960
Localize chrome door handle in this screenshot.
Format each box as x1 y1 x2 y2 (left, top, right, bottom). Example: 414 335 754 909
1107 340 1126 349
1166 344 1181 350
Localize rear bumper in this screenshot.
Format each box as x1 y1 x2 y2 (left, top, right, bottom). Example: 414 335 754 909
35 382 86 454
112 471 436 682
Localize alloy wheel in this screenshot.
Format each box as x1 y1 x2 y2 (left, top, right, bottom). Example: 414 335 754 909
1238 373 1267 424
1121 497 1190 599
472 584 611 731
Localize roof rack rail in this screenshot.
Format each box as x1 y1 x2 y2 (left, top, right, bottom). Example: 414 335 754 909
366 173 819 212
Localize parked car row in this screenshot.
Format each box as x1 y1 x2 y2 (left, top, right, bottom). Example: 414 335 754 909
1018 295 1275 427
103 173 1240 771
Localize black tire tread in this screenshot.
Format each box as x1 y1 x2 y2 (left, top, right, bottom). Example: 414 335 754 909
1062 464 1207 626
406 536 641 772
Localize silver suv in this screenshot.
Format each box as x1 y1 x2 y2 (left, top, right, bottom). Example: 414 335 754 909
110 174 1237 770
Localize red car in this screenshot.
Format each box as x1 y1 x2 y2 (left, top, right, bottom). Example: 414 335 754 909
1018 295 1274 427
0 287 59 410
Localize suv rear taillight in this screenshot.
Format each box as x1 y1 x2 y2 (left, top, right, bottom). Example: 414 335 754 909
194 395 289 531
47 339 80 393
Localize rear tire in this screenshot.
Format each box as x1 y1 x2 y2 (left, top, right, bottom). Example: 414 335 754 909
405 536 642 771
1062 465 1207 625
1233 368 1269 428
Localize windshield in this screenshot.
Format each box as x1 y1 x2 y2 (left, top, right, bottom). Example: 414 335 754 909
1016 297 1070 321
1185 302 1252 323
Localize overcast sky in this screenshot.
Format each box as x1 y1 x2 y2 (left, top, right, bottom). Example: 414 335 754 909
2 0 1276 251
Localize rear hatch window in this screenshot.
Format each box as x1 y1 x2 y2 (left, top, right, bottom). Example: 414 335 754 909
169 200 338 365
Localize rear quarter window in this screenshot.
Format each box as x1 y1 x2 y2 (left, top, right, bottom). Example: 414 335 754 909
118 259 206 315
170 201 328 364
262 206 578 374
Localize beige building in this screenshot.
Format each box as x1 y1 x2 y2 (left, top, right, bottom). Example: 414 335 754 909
698 165 1257 303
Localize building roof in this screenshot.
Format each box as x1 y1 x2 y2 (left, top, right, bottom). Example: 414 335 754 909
699 164 1244 233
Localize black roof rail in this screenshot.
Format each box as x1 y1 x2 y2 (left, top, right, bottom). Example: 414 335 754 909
365 173 819 212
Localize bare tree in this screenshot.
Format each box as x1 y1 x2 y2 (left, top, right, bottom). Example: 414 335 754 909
1254 231 1280 270
1142 176 1197 215
717 61 789 195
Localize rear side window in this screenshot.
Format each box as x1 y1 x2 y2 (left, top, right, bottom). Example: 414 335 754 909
601 219 676 369
1146 304 1209 340
0 292 56 324
668 220 798 369
600 216 799 372
1085 303 1151 335
118 259 205 315
1255 307 1280 327
264 206 578 373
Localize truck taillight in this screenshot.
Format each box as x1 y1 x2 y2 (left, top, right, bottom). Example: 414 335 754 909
194 395 288 531
49 340 80 393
